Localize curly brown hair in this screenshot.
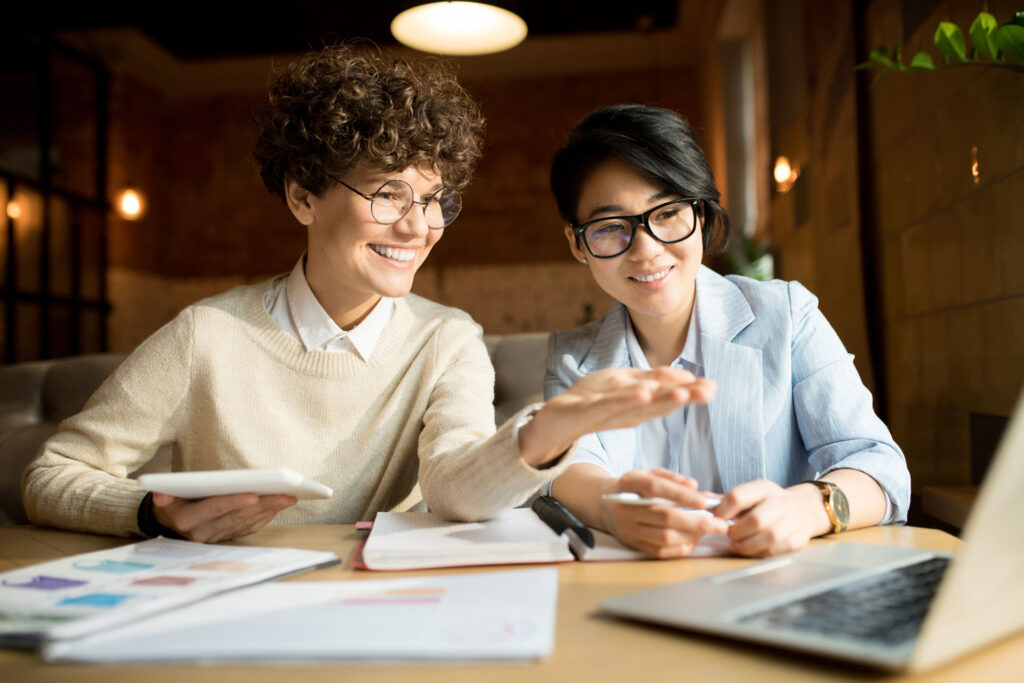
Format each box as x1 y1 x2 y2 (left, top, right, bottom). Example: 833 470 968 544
254 44 485 198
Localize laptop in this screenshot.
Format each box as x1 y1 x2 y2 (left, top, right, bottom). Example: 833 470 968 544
599 389 1024 672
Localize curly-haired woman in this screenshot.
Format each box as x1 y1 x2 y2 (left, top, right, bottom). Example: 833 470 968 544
22 46 713 543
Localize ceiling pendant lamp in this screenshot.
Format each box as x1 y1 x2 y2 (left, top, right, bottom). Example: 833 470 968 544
391 2 528 56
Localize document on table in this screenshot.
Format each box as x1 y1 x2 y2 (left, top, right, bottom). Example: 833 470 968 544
43 567 558 662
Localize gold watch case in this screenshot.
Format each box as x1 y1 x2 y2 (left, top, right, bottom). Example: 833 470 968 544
804 480 850 534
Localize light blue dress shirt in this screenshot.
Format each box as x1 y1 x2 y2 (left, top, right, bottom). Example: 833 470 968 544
544 266 910 524
624 299 722 493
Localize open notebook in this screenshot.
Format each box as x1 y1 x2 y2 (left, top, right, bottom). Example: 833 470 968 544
358 497 730 571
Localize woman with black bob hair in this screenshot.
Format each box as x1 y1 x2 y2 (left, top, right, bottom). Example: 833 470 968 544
545 104 909 558
551 104 731 257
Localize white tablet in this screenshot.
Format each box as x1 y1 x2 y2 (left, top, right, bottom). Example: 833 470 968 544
137 468 333 500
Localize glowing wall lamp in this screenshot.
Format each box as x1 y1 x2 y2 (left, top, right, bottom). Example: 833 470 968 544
115 187 147 220
773 156 799 194
391 2 528 56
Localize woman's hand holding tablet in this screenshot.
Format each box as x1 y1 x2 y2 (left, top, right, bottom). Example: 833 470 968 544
138 468 333 500
136 469 329 543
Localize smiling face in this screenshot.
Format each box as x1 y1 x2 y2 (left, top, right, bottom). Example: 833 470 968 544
287 163 445 329
566 158 704 333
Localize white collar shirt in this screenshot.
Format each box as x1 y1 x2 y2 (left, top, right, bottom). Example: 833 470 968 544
264 254 395 361
624 296 722 493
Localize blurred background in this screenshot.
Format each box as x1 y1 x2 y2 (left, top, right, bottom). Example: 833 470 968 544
2 0 1022 521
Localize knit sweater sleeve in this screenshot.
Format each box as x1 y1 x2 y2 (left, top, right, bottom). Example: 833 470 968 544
21 308 195 536
416 318 571 522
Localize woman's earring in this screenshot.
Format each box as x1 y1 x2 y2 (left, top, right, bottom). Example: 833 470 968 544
581 257 588 264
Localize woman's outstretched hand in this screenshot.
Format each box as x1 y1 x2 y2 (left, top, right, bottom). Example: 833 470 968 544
517 366 716 467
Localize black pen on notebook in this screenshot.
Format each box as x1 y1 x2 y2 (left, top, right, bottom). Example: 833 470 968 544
531 495 594 550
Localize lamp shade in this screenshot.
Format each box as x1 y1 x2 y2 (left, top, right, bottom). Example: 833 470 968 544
391 2 528 56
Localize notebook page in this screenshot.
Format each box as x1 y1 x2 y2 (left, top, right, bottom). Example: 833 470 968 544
575 529 731 561
363 508 574 570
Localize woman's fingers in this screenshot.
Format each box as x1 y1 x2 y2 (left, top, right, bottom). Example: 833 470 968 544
580 378 717 431
154 493 297 543
714 479 779 521
154 493 258 535
615 470 708 509
581 366 697 392
729 518 811 557
523 373 716 466
609 493 731 557
722 482 818 557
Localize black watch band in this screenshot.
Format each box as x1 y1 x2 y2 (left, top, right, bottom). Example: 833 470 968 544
136 491 183 539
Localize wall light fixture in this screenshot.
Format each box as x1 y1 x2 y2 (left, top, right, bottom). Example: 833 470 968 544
115 187 147 221
774 156 799 194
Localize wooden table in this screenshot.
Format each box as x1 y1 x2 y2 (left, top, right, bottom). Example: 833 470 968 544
2 524 1022 682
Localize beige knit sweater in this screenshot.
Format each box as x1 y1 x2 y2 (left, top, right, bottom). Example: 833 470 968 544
22 281 568 536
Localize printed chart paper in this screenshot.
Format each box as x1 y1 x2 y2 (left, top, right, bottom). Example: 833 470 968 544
0 537 338 642
44 567 558 662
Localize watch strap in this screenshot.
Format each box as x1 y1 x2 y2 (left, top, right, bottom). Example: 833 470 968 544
137 492 184 539
802 480 846 534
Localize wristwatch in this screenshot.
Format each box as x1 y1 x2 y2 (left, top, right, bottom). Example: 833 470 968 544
802 480 850 534
136 492 183 539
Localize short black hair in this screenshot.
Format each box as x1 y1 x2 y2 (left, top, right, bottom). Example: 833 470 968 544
549 104 729 255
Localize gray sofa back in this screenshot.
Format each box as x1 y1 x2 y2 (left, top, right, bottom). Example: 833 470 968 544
0 332 550 525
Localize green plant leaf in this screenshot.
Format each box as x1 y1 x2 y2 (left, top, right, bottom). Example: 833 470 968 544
970 12 1000 60
870 46 893 66
935 21 967 61
996 24 1024 64
908 51 935 71
858 46 895 73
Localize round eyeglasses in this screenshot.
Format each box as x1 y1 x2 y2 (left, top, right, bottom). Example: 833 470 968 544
572 198 702 259
327 173 463 229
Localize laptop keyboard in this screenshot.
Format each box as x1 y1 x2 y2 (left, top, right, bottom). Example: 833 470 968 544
738 556 951 644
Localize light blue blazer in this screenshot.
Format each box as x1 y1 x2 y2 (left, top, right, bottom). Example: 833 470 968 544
544 265 910 524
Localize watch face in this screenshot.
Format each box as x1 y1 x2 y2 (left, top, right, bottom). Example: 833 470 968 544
830 486 851 526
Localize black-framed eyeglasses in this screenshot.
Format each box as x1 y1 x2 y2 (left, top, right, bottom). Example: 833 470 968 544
326 173 463 229
572 198 703 259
